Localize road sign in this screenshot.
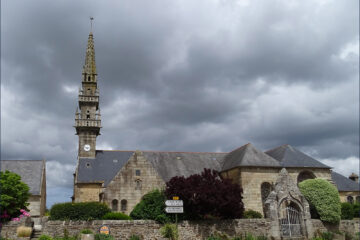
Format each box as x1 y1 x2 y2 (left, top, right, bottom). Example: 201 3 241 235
173 196 179 200
165 200 183 207
165 207 184 213
99 225 110 235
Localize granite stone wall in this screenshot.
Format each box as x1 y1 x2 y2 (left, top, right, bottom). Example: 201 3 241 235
2 218 359 240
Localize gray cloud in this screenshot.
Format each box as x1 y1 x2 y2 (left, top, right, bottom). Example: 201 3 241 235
1 0 359 207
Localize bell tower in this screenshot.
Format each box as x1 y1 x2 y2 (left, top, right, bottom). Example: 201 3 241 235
74 24 101 158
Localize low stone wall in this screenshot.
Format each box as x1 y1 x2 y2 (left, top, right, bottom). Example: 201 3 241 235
1 218 359 240
311 219 360 236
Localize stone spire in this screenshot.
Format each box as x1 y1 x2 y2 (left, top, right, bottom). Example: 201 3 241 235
74 25 101 159
83 32 97 75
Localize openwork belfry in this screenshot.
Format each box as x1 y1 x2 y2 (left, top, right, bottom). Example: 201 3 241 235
264 168 314 239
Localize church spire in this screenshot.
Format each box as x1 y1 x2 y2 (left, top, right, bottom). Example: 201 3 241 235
83 31 97 75
75 21 101 159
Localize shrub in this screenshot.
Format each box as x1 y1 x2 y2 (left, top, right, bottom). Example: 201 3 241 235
353 203 360 218
39 235 53 240
165 168 244 220
95 234 114 240
102 212 132 220
129 235 141 240
80 229 93 234
320 232 334 240
207 236 222 240
49 202 110 220
341 202 354 220
0 171 30 221
299 179 341 223
130 189 172 223
16 226 32 237
160 223 178 240
243 210 262 219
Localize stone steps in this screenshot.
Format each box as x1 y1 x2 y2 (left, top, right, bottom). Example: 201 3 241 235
31 229 43 240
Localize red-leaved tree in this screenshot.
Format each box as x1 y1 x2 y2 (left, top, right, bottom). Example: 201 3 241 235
165 168 244 220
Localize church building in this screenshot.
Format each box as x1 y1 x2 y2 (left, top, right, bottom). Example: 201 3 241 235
72 31 360 216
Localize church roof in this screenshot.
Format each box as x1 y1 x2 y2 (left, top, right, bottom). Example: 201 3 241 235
332 171 360 192
0 160 45 195
77 150 134 186
221 143 281 171
265 144 331 169
143 151 226 182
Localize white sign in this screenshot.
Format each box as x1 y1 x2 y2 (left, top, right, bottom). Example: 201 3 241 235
165 207 184 213
165 200 183 207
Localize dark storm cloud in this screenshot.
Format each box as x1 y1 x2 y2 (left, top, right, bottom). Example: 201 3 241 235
1 0 358 206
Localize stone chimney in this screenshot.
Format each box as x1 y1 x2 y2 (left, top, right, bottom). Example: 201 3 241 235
349 173 359 182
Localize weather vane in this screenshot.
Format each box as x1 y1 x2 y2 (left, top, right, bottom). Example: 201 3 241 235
90 17 94 32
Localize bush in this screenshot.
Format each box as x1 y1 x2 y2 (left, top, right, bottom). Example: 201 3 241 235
0 171 31 221
243 210 262 219
16 226 32 237
165 168 244 220
102 212 132 220
320 232 334 240
160 223 178 240
130 189 172 223
207 236 222 240
80 229 93 234
49 202 111 220
353 203 360 218
299 179 341 223
95 234 114 240
341 203 354 220
39 235 53 240
129 235 141 240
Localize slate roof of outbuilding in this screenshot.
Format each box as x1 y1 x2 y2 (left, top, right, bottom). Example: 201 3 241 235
77 150 134 187
265 144 331 169
221 143 281 171
331 171 360 192
143 151 227 182
0 160 45 195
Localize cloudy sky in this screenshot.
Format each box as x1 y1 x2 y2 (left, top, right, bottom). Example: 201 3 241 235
1 0 359 208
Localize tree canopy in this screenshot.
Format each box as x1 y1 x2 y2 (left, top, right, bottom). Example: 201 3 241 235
299 178 341 223
0 170 30 221
165 168 244 220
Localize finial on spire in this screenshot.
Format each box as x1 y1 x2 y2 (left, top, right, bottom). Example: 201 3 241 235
90 17 94 32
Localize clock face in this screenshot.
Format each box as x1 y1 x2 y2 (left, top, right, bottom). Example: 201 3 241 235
84 144 91 151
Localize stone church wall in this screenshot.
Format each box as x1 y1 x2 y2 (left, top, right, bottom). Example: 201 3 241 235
103 151 165 215
74 183 102 203
222 167 332 214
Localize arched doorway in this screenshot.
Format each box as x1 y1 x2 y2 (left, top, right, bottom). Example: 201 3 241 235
297 171 316 184
279 200 302 238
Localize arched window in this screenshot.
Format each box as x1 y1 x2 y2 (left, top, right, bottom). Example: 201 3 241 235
356 196 360 203
261 182 273 215
347 196 354 204
121 199 127 212
135 179 142 190
297 171 316 184
112 199 118 211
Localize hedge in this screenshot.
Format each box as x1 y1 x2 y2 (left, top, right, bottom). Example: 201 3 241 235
243 210 262 219
299 179 341 223
341 202 354 220
49 202 111 220
102 212 132 220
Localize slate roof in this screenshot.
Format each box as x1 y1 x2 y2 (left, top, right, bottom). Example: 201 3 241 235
332 171 360 192
77 150 134 187
265 144 330 168
0 160 45 195
143 151 227 182
221 143 281 171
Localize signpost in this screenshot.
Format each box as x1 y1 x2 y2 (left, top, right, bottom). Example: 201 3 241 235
99 225 110 235
165 197 183 226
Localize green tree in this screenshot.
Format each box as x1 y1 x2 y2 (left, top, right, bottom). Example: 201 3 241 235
0 170 30 220
130 189 171 223
299 179 341 223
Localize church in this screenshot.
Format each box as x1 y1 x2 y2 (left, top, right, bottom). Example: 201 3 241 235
72 31 360 216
